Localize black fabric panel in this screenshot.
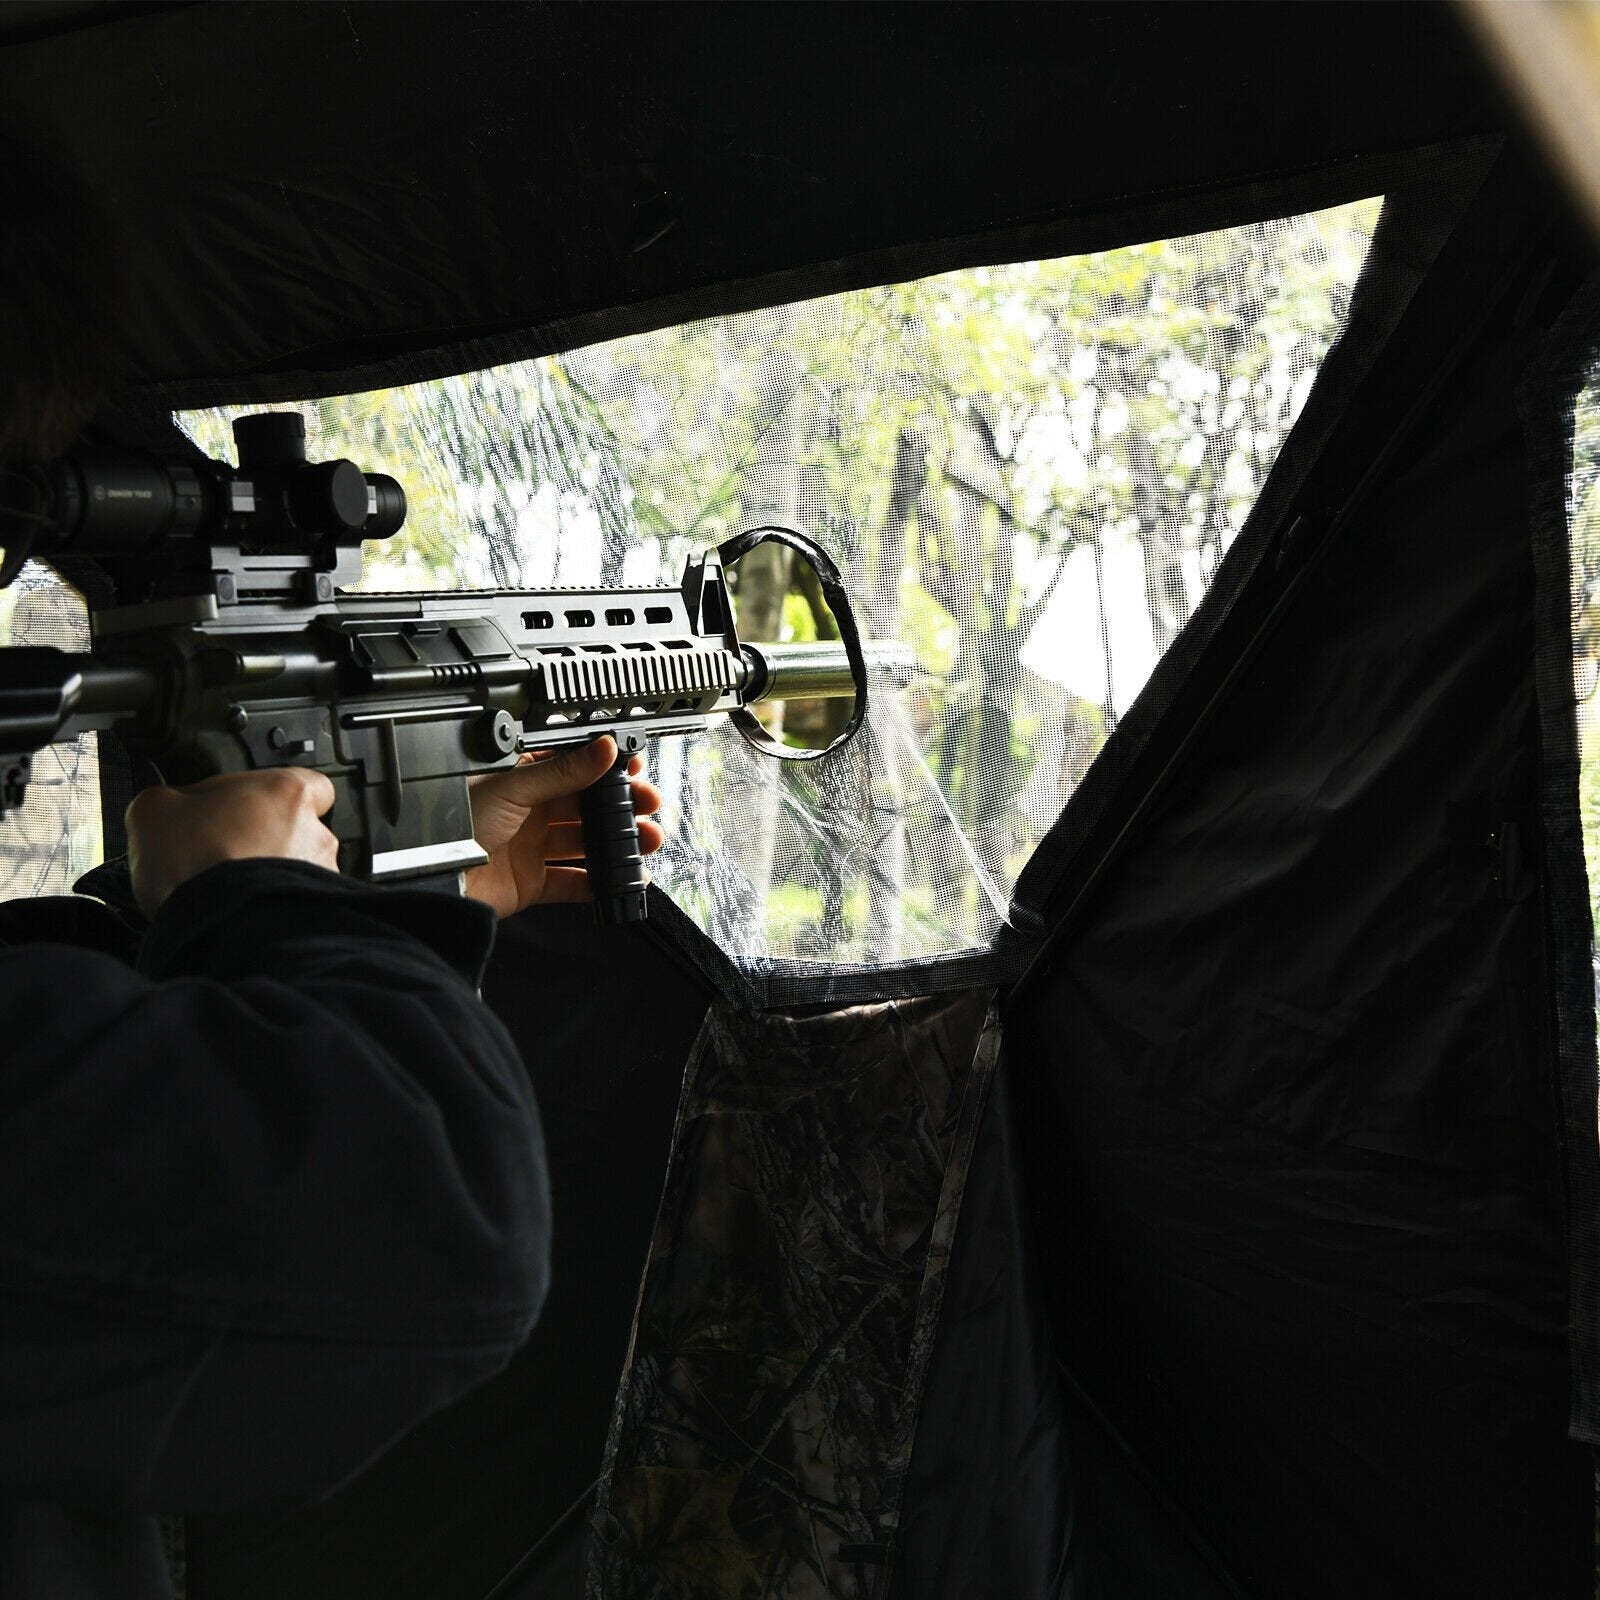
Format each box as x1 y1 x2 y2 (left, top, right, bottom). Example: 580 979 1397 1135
898 1055 1245 1600
1518 278 1600 1447
486 1488 593 1600
0 3 1498 400
1004 240 1593 1593
1010 139 1592 975
187 907 708 1600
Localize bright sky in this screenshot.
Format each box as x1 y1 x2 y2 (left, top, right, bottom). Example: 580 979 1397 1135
1018 526 1157 718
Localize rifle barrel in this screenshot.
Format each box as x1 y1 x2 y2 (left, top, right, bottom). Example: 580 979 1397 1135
742 640 914 702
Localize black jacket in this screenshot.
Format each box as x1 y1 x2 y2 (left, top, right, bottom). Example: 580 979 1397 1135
0 859 551 1597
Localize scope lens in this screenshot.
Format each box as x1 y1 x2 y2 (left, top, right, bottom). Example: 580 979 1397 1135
364 475 407 540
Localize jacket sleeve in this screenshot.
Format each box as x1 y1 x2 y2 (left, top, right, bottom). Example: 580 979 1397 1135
0 859 551 1511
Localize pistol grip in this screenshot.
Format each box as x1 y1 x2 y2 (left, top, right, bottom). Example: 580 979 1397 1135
579 740 648 924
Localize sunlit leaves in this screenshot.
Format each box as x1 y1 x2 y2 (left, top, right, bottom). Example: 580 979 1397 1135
172 195 1382 962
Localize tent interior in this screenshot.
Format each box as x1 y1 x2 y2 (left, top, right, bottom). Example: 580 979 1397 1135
0 2 1597 1595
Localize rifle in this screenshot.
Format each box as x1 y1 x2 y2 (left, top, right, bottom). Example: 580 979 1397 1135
0 412 891 923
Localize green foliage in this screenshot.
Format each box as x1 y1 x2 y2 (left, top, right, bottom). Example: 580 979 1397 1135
176 196 1382 958
765 882 826 947
779 591 815 643
898 577 959 677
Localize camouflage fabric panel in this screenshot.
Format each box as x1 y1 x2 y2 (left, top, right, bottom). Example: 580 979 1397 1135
588 988 999 1600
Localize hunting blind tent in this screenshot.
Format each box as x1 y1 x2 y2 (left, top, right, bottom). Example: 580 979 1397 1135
0 1 1596 1596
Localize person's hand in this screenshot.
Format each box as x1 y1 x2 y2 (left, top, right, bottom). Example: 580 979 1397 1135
464 737 663 918
126 767 340 918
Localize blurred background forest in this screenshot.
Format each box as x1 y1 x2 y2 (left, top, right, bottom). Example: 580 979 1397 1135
180 196 1383 967
7 198 1387 968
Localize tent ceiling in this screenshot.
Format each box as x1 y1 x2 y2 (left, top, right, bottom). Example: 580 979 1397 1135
0 1 1500 402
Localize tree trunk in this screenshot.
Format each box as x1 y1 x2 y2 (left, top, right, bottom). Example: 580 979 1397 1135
727 337 808 943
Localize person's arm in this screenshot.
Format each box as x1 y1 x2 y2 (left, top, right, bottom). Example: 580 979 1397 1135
0 742 662 1510
0 747 657 1513
0 855 545 1510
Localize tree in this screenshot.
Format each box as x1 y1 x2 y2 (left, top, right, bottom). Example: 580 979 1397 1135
178 196 1382 964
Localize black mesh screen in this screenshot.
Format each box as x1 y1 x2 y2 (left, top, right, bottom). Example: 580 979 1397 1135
178 200 1379 998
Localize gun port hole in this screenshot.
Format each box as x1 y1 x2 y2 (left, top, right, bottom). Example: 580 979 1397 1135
664 640 692 651
565 610 595 628
581 644 616 654
523 611 553 629
670 697 695 711
605 608 634 626
644 606 673 624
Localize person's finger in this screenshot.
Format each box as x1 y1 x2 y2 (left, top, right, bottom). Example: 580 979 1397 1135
489 770 660 832
124 783 176 829
541 821 587 855
488 743 647 788
527 745 639 774
174 765 337 814
541 862 654 902
541 815 665 859
539 777 659 819
536 795 584 826
469 750 536 790
471 737 617 811
535 864 594 903
300 768 339 816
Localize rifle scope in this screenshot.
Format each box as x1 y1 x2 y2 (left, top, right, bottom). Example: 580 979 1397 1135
0 412 405 578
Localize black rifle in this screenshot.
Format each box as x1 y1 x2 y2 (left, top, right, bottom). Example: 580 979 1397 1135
0 413 889 922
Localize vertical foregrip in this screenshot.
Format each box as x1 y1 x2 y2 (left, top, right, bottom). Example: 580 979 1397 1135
579 749 649 924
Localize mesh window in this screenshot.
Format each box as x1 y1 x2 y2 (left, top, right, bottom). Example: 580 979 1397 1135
180 198 1380 979
0 562 102 897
